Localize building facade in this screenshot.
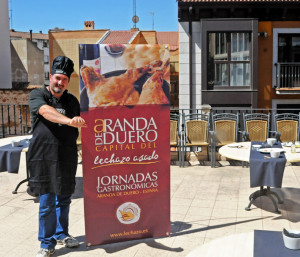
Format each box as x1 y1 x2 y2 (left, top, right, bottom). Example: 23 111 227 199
0 0 12 89
178 0 300 112
10 30 49 86
10 39 44 88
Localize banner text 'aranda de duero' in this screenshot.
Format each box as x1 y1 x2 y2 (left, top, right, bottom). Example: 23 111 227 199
80 44 170 246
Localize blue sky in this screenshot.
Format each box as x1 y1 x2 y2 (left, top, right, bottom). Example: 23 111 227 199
9 0 178 33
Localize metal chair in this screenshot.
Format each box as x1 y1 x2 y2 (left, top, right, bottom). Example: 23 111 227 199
274 113 300 142
181 113 210 167
242 113 270 142
170 113 182 165
210 113 239 168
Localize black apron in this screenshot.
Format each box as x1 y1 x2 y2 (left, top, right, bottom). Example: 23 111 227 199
28 96 78 195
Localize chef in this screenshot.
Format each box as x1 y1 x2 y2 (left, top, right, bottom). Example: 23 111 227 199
28 56 86 257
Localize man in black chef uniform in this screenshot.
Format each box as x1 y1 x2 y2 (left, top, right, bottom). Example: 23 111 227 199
28 56 86 257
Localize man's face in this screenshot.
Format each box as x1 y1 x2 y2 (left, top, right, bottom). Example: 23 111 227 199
49 74 69 95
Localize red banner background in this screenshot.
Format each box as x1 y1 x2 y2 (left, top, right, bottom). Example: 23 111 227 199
81 104 170 246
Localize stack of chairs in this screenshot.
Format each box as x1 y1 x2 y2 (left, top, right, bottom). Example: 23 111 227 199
170 110 300 167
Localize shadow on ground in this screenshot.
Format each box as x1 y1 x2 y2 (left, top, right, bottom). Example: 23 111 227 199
54 217 272 256
252 187 300 222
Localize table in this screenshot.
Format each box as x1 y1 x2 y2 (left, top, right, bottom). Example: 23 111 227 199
219 141 300 163
186 230 300 257
0 135 82 196
0 135 32 149
219 142 300 213
0 135 33 195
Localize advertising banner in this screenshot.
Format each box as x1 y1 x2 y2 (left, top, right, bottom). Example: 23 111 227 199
79 44 170 246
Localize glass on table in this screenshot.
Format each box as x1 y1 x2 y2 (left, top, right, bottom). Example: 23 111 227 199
251 144 261 151
291 141 296 153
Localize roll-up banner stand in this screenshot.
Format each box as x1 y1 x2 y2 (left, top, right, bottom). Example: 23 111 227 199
79 44 170 246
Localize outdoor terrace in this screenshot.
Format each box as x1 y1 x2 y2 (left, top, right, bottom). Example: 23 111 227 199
1 154 300 256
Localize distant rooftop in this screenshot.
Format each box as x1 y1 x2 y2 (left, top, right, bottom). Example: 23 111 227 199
101 31 138 44
157 32 178 51
10 30 48 40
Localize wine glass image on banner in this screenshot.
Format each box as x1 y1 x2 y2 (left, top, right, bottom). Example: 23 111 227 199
79 44 100 112
79 44 170 110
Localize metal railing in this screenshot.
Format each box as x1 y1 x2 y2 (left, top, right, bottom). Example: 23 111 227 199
275 62 300 89
0 104 31 138
171 107 300 142
2 104 300 140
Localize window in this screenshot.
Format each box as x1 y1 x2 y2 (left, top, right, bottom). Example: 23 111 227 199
44 55 49 64
273 29 300 89
201 19 257 92
208 32 251 87
273 28 300 88
278 34 300 63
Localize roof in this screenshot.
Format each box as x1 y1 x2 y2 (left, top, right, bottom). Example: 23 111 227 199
156 32 179 51
101 31 138 44
10 30 48 40
179 0 299 2
100 30 179 50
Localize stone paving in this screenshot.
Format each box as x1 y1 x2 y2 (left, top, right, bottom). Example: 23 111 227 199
1 153 300 257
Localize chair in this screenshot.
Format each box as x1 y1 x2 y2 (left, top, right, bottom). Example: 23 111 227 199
170 113 182 165
181 113 210 167
242 113 270 142
210 113 239 167
274 113 300 142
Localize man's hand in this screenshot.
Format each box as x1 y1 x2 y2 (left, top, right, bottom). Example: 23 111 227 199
68 116 87 128
39 105 87 128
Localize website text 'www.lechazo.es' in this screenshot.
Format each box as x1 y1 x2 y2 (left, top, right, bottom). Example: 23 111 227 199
110 229 149 238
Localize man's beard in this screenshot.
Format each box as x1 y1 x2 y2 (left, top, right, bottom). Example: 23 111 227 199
52 84 63 93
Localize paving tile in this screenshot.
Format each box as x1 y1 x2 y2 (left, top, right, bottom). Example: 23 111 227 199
172 236 205 253
134 246 173 257
205 227 236 239
0 205 20 218
211 208 237 218
208 217 237 227
171 197 193 207
170 213 186 222
190 199 215 208
1 161 300 256
171 204 190 215
183 215 211 228
172 189 198 199
235 218 263 230
214 200 238 210
193 192 218 201
262 219 291 230
186 206 213 217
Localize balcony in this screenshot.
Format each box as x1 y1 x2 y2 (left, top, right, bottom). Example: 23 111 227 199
275 63 300 94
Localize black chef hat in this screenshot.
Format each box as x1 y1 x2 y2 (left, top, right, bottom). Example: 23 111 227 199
51 56 74 79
